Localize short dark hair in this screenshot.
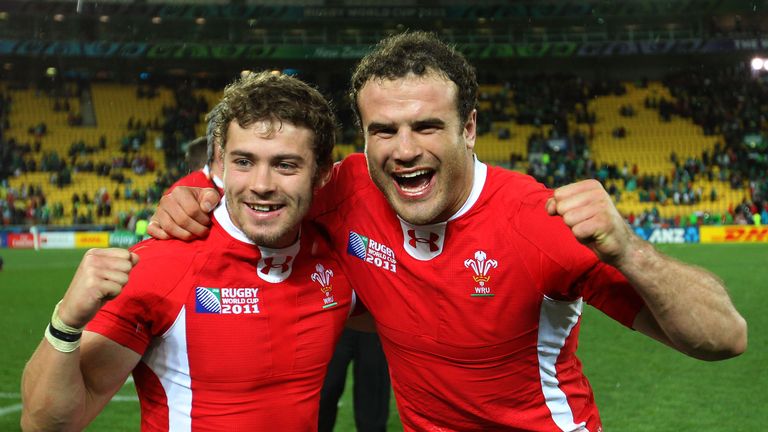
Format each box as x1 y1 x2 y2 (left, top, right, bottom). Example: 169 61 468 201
350 31 478 128
205 103 223 167
209 71 337 174
184 136 208 171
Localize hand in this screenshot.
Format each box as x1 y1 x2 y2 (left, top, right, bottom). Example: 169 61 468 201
545 179 634 265
58 248 140 329
147 187 220 240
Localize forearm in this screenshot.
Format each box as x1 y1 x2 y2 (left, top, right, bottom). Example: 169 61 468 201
618 237 747 360
21 341 90 432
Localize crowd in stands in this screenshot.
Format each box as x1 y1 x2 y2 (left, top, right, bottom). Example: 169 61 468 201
0 183 59 225
477 70 767 229
159 83 210 164
2 68 766 230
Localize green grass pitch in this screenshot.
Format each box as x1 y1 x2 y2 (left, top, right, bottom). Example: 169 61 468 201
0 244 764 431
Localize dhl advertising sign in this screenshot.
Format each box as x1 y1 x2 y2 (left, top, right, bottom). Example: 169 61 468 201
699 226 768 243
74 232 110 248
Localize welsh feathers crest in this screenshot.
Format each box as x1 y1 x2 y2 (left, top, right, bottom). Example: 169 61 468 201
464 251 498 286
311 263 334 295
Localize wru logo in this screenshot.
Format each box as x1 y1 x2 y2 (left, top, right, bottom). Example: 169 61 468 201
464 251 498 286
311 263 334 295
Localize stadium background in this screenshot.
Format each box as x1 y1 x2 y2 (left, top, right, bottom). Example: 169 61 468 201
0 0 766 430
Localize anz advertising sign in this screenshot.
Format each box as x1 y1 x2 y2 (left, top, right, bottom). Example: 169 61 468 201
633 227 700 244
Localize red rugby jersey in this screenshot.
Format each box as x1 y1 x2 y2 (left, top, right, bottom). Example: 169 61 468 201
88 202 352 431
310 154 644 432
165 166 223 196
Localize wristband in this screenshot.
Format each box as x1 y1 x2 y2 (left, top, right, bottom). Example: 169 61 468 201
44 301 85 353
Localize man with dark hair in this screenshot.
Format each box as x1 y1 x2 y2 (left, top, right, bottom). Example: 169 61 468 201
150 32 747 431
167 105 225 195
184 136 208 172
22 71 354 431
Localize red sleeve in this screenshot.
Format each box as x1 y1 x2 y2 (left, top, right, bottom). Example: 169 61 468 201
165 170 217 195
512 187 645 328
577 263 645 328
86 240 196 353
309 154 371 220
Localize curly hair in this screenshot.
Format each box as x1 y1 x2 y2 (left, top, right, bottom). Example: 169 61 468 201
208 71 337 174
350 31 478 128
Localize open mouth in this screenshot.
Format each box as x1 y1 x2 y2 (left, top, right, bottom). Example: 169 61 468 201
393 169 435 194
246 203 284 212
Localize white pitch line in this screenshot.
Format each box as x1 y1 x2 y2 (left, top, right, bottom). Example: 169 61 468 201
0 403 23 416
1 392 137 402
0 393 138 418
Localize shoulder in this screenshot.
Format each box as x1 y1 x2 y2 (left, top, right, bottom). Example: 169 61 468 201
130 237 200 262
486 165 550 201
482 167 598 292
482 166 553 225
127 237 211 293
165 170 214 195
311 153 376 218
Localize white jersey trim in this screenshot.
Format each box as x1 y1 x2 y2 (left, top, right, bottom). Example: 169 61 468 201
201 165 223 189
537 296 589 432
448 155 487 222
214 197 252 245
143 306 192 432
396 156 487 261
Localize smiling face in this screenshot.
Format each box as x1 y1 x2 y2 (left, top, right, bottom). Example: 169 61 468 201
359 71 477 225
224 119 323 248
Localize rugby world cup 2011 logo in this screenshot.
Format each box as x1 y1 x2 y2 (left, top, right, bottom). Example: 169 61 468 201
196 287 222 313
195 286 261 314
311 263 337 309
464 251 498 297
347 231 369 261
347 231 397 273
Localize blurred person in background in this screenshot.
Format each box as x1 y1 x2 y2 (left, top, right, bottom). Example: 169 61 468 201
167 105 225 195
319 313 390 432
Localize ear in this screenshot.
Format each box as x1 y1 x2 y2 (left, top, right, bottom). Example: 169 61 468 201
314 165 333 190
463 109 477 151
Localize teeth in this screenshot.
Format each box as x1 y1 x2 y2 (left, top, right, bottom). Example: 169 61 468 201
247 204 280 212
401 183 430 193
396 169 431 179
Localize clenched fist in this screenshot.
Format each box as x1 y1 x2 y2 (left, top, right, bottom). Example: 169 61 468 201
546 179 635 265
57 248 140 329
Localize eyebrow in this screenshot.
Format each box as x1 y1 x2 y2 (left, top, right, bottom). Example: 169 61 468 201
366 122 395 135
228 149 307 163
366 118 446 134
411 118 446 129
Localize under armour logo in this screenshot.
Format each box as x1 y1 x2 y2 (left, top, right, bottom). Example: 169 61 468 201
260 256 293 274
407 230 440 252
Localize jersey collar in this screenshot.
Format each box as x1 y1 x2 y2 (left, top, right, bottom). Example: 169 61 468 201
214 197 300 283
397 156 487 261
448 155 487 222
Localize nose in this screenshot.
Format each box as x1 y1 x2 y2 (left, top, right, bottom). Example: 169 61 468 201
392 130 422 163
249 165 276 196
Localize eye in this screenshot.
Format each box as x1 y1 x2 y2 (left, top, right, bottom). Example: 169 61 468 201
233 158 252 168
276 161 299 172
369 126 396 139
375 129 395 138
414 124 440 134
